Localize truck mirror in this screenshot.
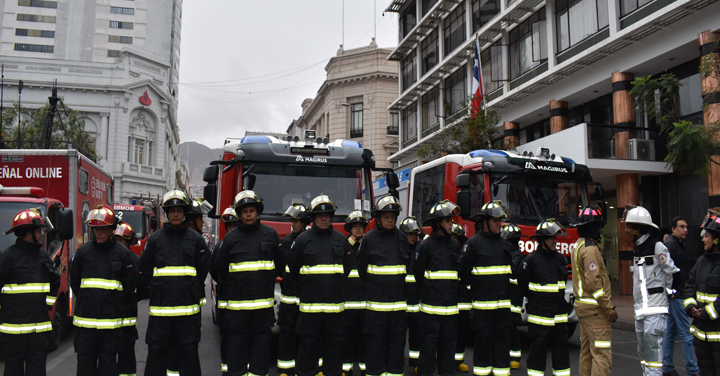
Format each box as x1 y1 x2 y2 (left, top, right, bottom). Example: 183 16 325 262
457 191 471 220
386 172 400 189
594 185 607 224
203 165 219 183
56 208 74 241
456 174 470 189
150 216 158 230
203 183 217 217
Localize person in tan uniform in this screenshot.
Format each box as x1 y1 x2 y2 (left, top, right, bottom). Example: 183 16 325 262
570 206 618 376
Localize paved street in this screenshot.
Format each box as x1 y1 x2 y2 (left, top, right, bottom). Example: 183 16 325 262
16 281 693 376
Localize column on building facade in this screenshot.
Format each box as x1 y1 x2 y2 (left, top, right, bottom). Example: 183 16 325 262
503 121 519 148
549 100 568 134
612 71 638 295
545 1 558 69
99 113 110 160
699 31 720 198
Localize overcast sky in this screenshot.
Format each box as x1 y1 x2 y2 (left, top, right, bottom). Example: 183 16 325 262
177 1 399 149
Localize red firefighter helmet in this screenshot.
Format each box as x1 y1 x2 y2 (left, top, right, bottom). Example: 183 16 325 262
86 205 117 227
4 208 53 235
114 222 135 239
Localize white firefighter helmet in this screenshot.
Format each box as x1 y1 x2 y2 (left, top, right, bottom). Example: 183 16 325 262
621 206 659 229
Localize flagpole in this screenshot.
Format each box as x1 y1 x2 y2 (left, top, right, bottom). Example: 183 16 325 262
476 35 487 117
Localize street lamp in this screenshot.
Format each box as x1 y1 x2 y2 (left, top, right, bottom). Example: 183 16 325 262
341 102 372 152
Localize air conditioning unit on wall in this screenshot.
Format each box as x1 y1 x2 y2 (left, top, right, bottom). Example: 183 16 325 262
628 138 655 160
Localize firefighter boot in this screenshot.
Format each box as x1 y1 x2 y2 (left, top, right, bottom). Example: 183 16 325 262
456 363 469 372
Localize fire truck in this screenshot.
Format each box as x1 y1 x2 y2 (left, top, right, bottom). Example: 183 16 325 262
202 131 399 327
408 147 606 336
114 200 161 256
0 149 114 350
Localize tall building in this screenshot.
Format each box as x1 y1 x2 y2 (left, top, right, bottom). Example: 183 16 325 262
0 0 187 203
292 39 400 171
385 0 719 291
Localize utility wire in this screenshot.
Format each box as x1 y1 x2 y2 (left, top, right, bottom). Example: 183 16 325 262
180 58 330 87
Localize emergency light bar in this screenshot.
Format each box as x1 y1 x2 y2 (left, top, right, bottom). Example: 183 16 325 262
0 184 45 197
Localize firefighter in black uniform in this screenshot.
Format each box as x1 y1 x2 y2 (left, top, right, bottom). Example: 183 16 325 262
684 213 720 374
288 194 350 376
114 222 141 376
357 196 410 376
400 216 423 372
344 210 369 375
139 190 209 376
71 205 138 376
450 222 470 373
0 208 60 375
211 190 283 376
415 200 462 376
277 203 310 376
460 201 513 376
214 207 239 375
519 219 571 376
500 223 526 370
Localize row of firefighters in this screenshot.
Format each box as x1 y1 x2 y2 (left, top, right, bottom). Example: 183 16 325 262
3 186 720 376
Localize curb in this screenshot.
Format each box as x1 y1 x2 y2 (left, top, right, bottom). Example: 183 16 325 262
611 319 635 331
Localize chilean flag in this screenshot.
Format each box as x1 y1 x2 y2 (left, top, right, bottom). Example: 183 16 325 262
471 38 484 119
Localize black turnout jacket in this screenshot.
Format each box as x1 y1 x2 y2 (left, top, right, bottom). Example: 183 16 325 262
0 239 61 333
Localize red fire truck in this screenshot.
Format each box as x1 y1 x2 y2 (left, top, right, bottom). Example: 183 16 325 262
0 149 114 350
408 148 606 335
202 131 399 326
114 201 160 256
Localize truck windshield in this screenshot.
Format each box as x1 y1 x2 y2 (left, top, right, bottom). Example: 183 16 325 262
115 211 145 238
0 203 46 250
470 173 589 226
249 162 371 220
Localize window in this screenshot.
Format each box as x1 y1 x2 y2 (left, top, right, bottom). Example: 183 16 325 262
107 50 123 58
110 6 135 15
148 141 153 166
443 2 466 56
557 0 608 52
389 112 399 135
350 103 363 138
520 119 551 144
509 8 547 80
481 43 502 93
17 14 56 23
402 50 418 91
18 0 58 8
421 28 439 75
109 21 134 29
620 0 652 16
127 137 132 162
134 139 144 164
109 35 133 44
402 103 418 142
472 0 500 32
411 164 446 223
15 29 54 38
422 0 438 16
444 65 467 116
79 169 89 194
422 87 440 131
400 1 417 39
14 43 53 53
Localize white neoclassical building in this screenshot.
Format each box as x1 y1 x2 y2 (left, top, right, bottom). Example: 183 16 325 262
0 0 188 204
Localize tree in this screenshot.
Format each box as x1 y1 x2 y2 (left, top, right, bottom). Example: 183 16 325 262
417 97 504 159
1 102 100 162
628 39 720 175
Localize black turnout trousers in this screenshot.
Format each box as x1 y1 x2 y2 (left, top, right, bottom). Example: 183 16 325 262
417 313 457 376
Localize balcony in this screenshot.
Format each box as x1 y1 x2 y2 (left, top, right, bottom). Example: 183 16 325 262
350 130 363 138
387 126 399 135
515 123 671 190
123 162 165 180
